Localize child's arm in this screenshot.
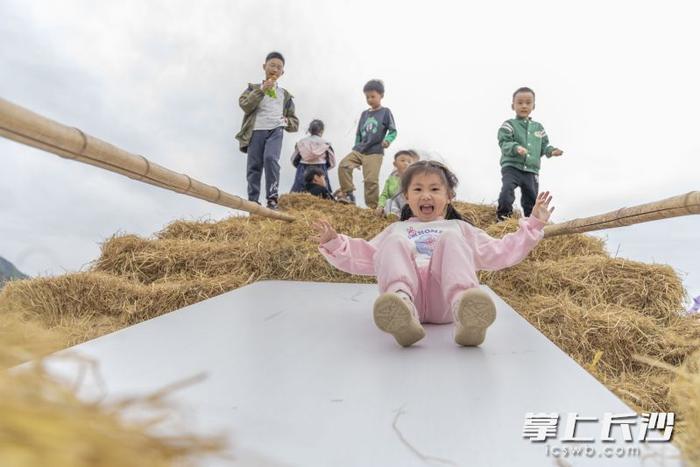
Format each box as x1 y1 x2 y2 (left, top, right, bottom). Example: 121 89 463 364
375 178 393 216
382 110 397 148
465 192 554 271
498 121 525 157
540 127 563 157
378 177 392 209
283 95 299 133
239 86 264 114
312 220 378 275
354 116 363 147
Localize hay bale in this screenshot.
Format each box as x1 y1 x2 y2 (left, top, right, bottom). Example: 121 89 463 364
93 235 252 284
452 201 499 229
483 256 686 322
1 193 698 462
669 350 700 466
0 313 64 369
93 199 381 285
0 337 225 466
0 272 247 345
157 216 253 242
496 294 700 375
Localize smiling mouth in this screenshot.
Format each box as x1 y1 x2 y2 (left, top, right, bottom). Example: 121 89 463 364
419 204 435 214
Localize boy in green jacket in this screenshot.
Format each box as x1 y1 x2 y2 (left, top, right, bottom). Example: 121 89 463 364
375 149 419 217
497 87 563 220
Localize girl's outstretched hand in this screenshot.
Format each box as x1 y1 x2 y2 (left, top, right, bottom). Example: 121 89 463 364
310 219 338 244
531 191 554 223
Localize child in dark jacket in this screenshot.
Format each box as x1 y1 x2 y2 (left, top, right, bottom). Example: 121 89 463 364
303 166 334 200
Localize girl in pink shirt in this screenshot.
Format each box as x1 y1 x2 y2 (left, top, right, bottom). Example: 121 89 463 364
311 161 554 347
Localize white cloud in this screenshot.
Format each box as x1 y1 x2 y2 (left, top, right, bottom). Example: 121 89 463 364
1 0 698 296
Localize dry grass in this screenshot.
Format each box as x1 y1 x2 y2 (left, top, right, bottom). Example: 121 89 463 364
669 350 700 465
1 193 698 465
0 319 225 467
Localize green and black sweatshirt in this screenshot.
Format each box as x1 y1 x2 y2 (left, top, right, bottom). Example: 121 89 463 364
497 117 558 175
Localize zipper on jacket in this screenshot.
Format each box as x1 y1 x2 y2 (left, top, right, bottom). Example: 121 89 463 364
522 119 528 170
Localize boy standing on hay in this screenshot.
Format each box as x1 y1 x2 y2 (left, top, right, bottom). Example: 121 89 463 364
236 51 299 211
335 79 397 209
496 87 563 221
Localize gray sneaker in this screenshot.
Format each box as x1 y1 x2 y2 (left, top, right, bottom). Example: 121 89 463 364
373 292 425 347
452 288 497 346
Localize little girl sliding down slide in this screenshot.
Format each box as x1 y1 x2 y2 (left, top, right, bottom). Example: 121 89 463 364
311 160 554 347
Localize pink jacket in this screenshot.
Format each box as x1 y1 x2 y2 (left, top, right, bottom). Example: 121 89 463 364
291 135 336 168
319 217 545 276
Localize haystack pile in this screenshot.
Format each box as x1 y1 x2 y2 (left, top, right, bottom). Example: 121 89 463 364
1 193 698 465
0 316 225 467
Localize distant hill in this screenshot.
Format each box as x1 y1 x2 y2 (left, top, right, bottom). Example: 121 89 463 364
0 256 28 286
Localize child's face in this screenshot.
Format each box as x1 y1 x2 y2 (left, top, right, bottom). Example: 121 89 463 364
405 172 452 222
365 90 382 109
393 154 414 175
512 91 535 118
263 58 285 80
313 174 326 187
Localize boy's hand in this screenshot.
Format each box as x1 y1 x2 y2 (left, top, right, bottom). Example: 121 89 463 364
375 206 385 217
262 78 275 91
382 140 390 149
551 149 564 157
531 191 554 223
516 146 528 157
311 219 338 244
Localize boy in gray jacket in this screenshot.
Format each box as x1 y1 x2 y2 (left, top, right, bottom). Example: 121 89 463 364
235 51 299 210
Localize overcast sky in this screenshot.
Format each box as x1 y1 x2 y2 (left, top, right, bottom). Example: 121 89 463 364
1 0 698 302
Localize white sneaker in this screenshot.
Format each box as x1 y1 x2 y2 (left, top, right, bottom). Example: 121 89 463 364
373 292 425 347
453 288 497 346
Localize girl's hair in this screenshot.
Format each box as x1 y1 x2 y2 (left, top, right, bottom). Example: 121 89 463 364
399 160 467 222
394 149 420 161
307 119 324 136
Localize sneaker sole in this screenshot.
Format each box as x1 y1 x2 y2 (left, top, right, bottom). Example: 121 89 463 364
454 288 497 347
373 293 426 347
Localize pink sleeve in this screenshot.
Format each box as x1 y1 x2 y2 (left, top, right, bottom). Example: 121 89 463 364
318 234 378 276
463 217 545 271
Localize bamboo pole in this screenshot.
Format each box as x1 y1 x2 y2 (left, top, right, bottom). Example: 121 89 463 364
543 191 700 237
0 97 295 222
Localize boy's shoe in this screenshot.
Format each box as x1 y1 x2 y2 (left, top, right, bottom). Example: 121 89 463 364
336 191 356 205
373 292 425 347
266 199 279 210
452 288 497 346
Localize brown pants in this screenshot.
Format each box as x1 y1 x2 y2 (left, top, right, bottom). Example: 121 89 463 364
337 151 383 209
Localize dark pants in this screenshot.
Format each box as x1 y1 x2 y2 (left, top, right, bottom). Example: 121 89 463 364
290 163 332 193
247 127 283 203
497 166 539 219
